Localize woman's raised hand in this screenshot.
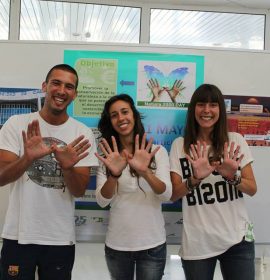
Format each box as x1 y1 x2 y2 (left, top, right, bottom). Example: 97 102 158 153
95 136 127 176
186 141 215 180
215 142 244 180
124 133 159 176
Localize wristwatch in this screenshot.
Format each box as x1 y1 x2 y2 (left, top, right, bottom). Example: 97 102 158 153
224 173 241 186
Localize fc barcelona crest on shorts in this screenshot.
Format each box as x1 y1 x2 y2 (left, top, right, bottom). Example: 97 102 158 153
8 265 19 276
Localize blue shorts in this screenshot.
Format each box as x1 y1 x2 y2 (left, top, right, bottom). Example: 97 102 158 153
0 239 75 280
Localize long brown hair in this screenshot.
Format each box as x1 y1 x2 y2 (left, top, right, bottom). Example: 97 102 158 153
184 84 228 160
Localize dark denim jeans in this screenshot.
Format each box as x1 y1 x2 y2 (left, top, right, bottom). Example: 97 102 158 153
105 242 167 280
1 239 75 280
181 239 255 280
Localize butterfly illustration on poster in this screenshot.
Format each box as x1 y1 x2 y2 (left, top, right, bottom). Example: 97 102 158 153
137 60 197 109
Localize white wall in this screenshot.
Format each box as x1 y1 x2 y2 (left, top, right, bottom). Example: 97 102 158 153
0 41 269 95
0 41 269 245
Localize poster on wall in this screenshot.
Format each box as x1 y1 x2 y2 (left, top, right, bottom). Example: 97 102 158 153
224 95 270 147
0 88 44 128
64 50 204 243
137 60 196 108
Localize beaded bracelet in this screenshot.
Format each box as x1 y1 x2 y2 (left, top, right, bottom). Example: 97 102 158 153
186 176 201 193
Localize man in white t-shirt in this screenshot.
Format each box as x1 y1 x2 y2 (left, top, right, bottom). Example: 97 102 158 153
0 64 98 280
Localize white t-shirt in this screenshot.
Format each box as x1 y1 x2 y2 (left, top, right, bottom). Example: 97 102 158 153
169 132 254 260
0 112 98 245
96 145 172 251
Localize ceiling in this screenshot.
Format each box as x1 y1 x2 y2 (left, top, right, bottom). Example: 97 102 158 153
0 0 267 50
38 0 270 10
140 0 270 10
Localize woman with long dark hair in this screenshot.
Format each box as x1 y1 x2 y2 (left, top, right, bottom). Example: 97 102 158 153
169 84 257 280
95 94 172 280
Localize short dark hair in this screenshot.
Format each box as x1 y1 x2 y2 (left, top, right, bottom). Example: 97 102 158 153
184 83 228 160
45 64 79 89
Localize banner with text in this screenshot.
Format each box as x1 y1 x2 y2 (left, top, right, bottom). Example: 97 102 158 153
64 50 204 243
